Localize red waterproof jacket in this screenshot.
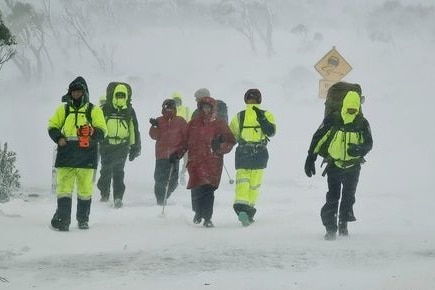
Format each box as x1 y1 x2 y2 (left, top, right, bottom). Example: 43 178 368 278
149 111 187 159
185 97 236 189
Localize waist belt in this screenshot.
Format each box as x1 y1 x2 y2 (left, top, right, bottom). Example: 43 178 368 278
106 137 128 145
239 140 267 148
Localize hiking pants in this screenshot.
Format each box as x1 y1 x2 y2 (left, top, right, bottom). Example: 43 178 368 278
321 164 360 232
191 184 216 221
97 143 129 200
154 159 179 205
57 167 94 200
234 168 264 207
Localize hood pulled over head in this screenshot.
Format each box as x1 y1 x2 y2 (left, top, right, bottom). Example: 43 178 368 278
112 84 129 109
341 91 361 124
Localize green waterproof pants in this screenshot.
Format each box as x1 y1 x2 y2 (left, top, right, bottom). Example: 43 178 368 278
56 167 95 200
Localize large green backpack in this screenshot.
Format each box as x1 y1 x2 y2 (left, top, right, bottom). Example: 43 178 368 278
324 82 363 117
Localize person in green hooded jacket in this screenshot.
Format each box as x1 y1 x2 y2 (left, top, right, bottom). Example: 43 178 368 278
48 76 107 231
97 82 141 208
304 90 373 240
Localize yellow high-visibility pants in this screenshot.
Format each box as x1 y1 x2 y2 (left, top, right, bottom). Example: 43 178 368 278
234 168 264 206
56 167 95 200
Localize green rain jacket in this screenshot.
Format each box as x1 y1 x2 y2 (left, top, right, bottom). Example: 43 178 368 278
308 91 373 169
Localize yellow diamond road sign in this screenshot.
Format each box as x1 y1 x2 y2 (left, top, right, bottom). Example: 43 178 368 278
315 47 352 81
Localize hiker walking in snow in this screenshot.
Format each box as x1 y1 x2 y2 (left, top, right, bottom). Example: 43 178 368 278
48 76 107 231
229 89 276 226
304 90 373 240
149 99 187 205
97 82 141 209
172 92 192 186
184 96 236 228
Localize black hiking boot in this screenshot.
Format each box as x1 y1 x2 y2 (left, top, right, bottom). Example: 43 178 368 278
203 220 214 228
193 213 202 224
51 197 72 232
51 213 70 231
76 198 91 229
338 221 348 236
114 199 123 209
100 195 109 202
324 231 337 241
78 221 89 230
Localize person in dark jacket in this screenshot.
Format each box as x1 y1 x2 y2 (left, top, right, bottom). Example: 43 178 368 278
229 88 276 226
149 99 187 205
48 76 107 231
184 96 236 228
304 91 373 240
97 82 141 209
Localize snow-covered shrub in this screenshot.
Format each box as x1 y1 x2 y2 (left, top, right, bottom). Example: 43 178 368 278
0 142 20 202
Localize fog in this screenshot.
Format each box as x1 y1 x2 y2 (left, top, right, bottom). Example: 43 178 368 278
1 1 434 289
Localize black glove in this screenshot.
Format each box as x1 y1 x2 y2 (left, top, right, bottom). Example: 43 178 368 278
149 118 158 127
304 154 317 177
129 145 141 161
211 135 225 153
169 153 180 164
347 144 364 157
252 106 266 121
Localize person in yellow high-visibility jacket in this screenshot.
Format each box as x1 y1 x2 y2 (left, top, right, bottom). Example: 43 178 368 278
172 92 192 185
229 89 276 226
48 76 107 231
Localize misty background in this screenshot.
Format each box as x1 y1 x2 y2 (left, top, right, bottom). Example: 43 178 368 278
1 0 433 194
1 1 435 289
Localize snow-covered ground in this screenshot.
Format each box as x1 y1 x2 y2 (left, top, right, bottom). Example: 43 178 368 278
1 1 435 289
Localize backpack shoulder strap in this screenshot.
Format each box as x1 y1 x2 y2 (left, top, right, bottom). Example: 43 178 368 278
238 110 245 136
86 103 94 124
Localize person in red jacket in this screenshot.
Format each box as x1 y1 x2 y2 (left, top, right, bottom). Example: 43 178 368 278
184 96 236 227
149 99 187 205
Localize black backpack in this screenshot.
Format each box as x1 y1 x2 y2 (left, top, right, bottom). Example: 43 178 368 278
324 82 363 117
216 100 228 123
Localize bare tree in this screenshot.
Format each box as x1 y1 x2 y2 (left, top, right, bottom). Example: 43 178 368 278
62 4 114 73
4 0 52 80
211 0 274 56
0 11 17 70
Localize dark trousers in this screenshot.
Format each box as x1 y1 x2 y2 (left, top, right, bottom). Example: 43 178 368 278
321 164 360 232
97 143 129 200
191 185 216 221
154 159 179 205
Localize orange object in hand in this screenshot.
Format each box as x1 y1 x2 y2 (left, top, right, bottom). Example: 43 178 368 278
77 125 94 148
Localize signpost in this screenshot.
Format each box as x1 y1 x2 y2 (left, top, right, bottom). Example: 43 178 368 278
315 46 352 98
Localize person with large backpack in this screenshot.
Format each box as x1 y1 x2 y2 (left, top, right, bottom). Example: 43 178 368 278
97 82 141 209
184 96 236 227
304 88 373 240
229 89 276 226
48 76 107 231
191 88 229 123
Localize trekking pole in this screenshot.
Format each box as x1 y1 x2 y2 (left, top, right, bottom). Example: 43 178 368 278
161 163 174 216
223 162 234 184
